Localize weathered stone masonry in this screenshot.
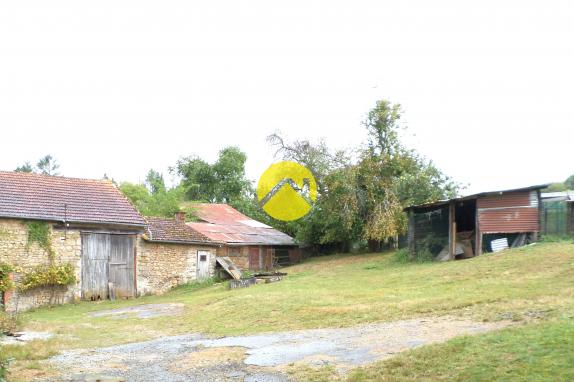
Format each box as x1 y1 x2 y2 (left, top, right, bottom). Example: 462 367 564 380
0 218 82 312
136 237 217 295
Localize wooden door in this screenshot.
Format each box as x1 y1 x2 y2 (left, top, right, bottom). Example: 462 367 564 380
197 250 211 281
81 233 110 300
108 235 135 298
249 246 260 270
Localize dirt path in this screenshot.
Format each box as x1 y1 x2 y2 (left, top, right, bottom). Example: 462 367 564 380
49 317 508 382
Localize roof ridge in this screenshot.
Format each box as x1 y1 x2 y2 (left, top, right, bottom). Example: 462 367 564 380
0 170 113 184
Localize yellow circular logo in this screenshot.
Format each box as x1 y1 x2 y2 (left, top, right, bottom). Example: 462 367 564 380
257 161 317 221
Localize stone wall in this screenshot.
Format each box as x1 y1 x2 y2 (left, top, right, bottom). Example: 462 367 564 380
0 218 81 312
219 246 250 269
137 238 217 295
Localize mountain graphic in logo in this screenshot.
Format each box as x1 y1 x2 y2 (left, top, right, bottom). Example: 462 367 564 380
256 161 317 221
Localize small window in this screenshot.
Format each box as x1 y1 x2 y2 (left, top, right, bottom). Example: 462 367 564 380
200 255 207 262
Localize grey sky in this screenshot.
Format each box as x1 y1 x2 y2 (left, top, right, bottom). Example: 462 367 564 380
1 1 572 194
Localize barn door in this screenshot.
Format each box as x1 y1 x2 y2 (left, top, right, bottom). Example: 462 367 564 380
81 233 110 300
108 235 135 298
249 247 260 270
196 250 211 281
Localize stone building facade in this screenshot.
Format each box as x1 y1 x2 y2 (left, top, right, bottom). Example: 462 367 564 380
0 171 147 312
137 238 217 295
0 218 82 311
137 215 219 295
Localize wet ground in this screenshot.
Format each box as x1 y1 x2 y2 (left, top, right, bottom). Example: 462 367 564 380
89 303 185 319
49 316 508 382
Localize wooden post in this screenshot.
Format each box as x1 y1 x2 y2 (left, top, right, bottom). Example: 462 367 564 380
566 202 573 234
408 210 415 258
475 203 482 256
448 201 456 260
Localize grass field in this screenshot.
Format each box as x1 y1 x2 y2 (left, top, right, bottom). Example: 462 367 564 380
2 241 574 381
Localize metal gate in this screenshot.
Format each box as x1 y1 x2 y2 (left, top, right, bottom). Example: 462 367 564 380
81 233 135 300
196 250 211 281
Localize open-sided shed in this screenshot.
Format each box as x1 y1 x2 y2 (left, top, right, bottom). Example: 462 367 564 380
404 184 548 260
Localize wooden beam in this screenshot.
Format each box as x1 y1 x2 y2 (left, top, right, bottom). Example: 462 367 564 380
448 201 456 260
408 210 415 258
475 204 482 256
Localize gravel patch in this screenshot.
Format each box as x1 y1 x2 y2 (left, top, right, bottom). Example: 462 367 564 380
49 317 508 381
0 331 53 345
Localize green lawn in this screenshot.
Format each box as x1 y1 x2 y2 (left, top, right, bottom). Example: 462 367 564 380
347 319 574 382
2 241 574 381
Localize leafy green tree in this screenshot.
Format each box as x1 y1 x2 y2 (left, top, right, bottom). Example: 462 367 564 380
36 155 60 176
15 161 34 173
266 100 459 250
14 155 60 175
173 146 252 204
145 169 166 194
119 178 184 219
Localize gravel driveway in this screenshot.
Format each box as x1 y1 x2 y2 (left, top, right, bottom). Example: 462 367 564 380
49 317 508 382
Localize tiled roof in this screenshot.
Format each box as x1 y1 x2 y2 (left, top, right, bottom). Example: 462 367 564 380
145 217 216 244
0 171 145 226
188 203 296 246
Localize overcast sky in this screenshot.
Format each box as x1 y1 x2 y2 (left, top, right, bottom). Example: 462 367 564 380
0 1 572 195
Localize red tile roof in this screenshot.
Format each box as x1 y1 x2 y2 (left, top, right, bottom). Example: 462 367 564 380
145 217 216 244
0 171 145 226
188 203 295 246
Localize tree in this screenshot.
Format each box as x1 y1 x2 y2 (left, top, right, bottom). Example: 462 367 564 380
173 146 252 204
14 162 34 173
14 155 60 175
145 169 166 195
266 133 349 194
36 155 60 176
266 100 459 251
119 182 184 218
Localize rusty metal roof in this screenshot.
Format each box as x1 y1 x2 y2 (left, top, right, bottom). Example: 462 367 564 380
188 204 296 246
404 184 550 212
0 171 145 227
145 217 217 245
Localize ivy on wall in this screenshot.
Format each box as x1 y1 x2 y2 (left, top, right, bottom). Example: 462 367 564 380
20 222 75 291
26 221 55 262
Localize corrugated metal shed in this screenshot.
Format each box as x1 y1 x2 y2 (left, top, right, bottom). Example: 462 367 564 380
478 206 540 233
404 184 549 212
188 204 295 246
405 184 548 259
477 190 540 233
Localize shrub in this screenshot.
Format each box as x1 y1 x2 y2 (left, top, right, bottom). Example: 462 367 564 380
0 355 9 382
0 263 14 293
0 311 19 335
394 247 435 263
20 264 76 291
393 248 411 263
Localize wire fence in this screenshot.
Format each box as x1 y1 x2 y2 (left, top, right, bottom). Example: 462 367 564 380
541 201 573 235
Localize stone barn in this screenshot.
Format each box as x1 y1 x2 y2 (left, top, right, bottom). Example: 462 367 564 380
0 171 146 311
138 213 220 295
0 171 223 312
188 204 301 270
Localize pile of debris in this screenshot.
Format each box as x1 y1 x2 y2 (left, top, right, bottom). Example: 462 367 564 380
436 231 475 261
216 257 286 289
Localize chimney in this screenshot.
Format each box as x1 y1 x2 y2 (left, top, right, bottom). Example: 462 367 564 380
175 211 186 223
